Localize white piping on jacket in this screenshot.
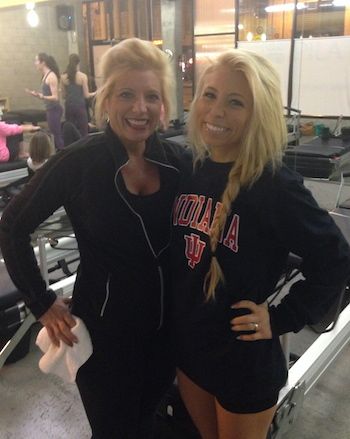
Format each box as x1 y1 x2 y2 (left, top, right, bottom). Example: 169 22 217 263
100 274 110 317
100 158 179 329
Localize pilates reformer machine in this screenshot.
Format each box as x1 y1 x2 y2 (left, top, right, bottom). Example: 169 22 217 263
268 172 350 439
0 209 78 368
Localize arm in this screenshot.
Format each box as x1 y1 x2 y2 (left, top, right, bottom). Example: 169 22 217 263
231 171 350 340
0 155 77 345
81 72 96 99
60 74 67 100
268 175 350 336
0 121 23 136
27 72 60 102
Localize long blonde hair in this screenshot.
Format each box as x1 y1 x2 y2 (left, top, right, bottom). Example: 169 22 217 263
188 49 288 301
95 38 174 129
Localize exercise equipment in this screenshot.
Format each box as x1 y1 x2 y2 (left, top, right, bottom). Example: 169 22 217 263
283 137 350 179
270 174 350 438
2 109 46 125
0 230 78 368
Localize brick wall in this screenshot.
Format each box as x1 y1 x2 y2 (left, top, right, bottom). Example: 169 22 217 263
0 1 79 112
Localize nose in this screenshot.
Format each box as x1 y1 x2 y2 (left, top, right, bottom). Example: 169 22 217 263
132 96 147 113
210 100 225 118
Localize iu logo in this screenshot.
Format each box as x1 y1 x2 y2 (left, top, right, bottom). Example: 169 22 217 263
184 233 206 269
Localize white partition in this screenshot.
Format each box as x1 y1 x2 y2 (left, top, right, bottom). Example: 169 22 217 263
238 40 292 108
238 37 350 117
293 36 350 116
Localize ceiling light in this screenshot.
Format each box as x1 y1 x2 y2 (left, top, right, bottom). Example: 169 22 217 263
27 9 39 27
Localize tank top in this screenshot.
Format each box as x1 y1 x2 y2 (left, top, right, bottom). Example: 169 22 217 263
41 71 60 110
119 166 176 255
65 82 85 107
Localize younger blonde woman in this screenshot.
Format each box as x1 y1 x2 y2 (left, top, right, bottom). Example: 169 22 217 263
171 49 350 439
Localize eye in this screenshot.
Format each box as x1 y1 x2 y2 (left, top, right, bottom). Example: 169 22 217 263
119 91 134 100
229 99 244 108
203 91 216 100
146 93 161 102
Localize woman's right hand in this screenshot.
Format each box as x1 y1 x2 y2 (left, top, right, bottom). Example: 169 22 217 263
38 297 78 347
25 88 43 99
22 124 40 133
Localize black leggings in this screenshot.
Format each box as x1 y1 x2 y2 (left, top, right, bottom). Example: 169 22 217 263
76 330 175 439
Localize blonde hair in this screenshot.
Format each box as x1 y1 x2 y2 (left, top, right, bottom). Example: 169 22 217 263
29 131 54 164
187 49 288 301
95 38 174 129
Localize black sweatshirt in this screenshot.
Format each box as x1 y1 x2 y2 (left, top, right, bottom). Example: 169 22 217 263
0 126 186 337
171 158 350 397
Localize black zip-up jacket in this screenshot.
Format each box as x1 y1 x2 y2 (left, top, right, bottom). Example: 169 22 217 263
0 126 186 335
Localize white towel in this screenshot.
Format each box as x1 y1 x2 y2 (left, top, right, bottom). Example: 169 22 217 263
36 316 93 383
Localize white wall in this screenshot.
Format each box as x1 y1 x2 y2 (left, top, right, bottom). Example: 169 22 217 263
239 36 350 117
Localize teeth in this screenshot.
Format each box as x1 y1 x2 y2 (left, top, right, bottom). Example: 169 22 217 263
127 119 148 126
206 123 227 133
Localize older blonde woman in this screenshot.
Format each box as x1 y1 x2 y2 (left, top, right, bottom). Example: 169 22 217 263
0 38 186 439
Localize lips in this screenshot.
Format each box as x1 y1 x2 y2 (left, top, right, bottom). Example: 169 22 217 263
205 122 229 133
126 118 149 129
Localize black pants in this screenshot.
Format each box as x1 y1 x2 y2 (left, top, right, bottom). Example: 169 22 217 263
76 329 175 439
6 132 23 161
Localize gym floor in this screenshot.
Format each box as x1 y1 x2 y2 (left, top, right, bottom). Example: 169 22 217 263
0 324 349 439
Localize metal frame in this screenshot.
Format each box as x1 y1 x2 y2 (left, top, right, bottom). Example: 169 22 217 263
0 231 78 369
272 302 350 438
0 274 76 369
271 200 350 437
0 167 28 188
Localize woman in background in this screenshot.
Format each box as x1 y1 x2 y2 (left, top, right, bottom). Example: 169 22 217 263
61 53 96 138
0 121 39 162
26 53 64 150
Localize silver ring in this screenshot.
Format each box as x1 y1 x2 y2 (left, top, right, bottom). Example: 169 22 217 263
252 322 259 332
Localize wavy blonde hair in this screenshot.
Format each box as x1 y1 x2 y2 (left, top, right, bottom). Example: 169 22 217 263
187 49 287 301
95 38 174 129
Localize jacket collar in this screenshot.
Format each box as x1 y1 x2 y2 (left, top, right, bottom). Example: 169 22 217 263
104 124 170 170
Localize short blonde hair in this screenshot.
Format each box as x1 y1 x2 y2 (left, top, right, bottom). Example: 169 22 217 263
188 49 288 300
95 38 174 128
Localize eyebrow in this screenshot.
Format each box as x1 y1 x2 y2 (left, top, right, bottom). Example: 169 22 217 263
116 87 161 94
204 86 245 99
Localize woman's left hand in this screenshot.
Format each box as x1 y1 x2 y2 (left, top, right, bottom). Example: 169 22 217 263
230 300 272 341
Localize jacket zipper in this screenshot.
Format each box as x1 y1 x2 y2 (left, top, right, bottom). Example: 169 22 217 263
107 158 179 329
100 274 110 317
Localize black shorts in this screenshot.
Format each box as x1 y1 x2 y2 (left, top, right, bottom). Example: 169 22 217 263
178 366 281 414
216 390 279 414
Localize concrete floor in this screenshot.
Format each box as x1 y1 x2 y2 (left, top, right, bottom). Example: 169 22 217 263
0 324 91 439
0 323 349 439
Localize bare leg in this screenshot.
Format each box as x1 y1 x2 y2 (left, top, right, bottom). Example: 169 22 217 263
215 399 276 439
177 368 218 439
